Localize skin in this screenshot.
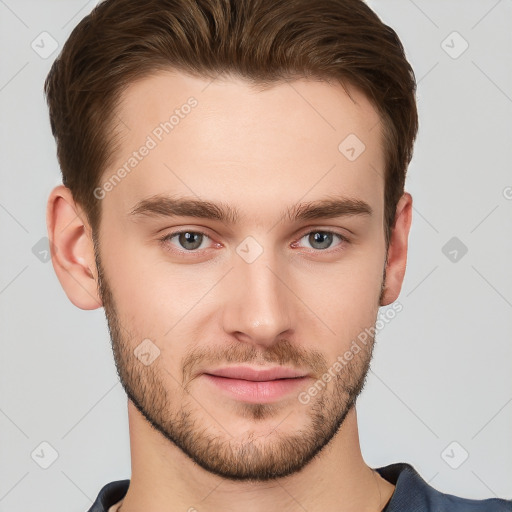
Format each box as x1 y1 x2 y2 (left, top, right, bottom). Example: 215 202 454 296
47 70 412 512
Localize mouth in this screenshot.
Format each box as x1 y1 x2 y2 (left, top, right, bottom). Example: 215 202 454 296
204 365 309 381
201 366 311 403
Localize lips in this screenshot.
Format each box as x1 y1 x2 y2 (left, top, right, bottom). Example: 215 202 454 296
204 366 308 381
202 367 311 403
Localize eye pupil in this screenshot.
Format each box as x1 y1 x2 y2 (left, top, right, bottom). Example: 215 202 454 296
309 231 333 250
179 232 203 250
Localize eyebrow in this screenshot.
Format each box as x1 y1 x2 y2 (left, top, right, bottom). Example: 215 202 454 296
128 194 372 224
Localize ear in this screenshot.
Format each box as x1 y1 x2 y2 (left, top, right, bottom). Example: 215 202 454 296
380 192 413 306
46 185 102 310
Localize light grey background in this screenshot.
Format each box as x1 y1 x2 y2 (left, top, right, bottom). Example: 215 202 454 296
0 0 511 510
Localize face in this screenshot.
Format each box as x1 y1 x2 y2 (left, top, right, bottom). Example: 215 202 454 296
94 71 387 481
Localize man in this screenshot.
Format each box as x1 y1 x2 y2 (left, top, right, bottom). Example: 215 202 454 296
44 0 511 511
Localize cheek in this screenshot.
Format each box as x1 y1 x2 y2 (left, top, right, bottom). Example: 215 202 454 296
100 237 226 351
310 247 385 337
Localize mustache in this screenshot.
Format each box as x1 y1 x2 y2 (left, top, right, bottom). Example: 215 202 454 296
181 339 328 384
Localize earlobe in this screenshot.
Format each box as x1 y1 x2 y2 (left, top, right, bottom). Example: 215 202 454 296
380 192 413 306
46 185 102 310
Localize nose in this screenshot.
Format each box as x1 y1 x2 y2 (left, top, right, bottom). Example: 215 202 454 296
221 246 294 348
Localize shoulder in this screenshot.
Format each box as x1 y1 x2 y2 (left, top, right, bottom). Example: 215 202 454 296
86 479 130 512
375 462 512 512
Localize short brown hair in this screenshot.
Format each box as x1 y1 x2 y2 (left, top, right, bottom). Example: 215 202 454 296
44 0 417 246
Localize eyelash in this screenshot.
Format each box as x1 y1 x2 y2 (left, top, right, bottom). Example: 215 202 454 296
158 229 349 256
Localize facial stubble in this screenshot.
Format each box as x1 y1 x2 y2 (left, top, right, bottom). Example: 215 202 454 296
94 240 384 482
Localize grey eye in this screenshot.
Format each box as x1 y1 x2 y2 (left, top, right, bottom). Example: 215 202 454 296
304 231 337 250
176 231 205 250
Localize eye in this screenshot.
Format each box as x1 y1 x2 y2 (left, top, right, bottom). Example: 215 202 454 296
293 230 348 251
158 228 348 255
159 230 213 252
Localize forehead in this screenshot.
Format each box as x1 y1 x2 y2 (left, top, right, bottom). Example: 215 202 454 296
104 70 385 222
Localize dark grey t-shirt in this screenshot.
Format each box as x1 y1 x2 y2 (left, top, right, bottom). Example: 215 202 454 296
86 462 512 511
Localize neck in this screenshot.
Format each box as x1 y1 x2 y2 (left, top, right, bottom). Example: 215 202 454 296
118 404 395 512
